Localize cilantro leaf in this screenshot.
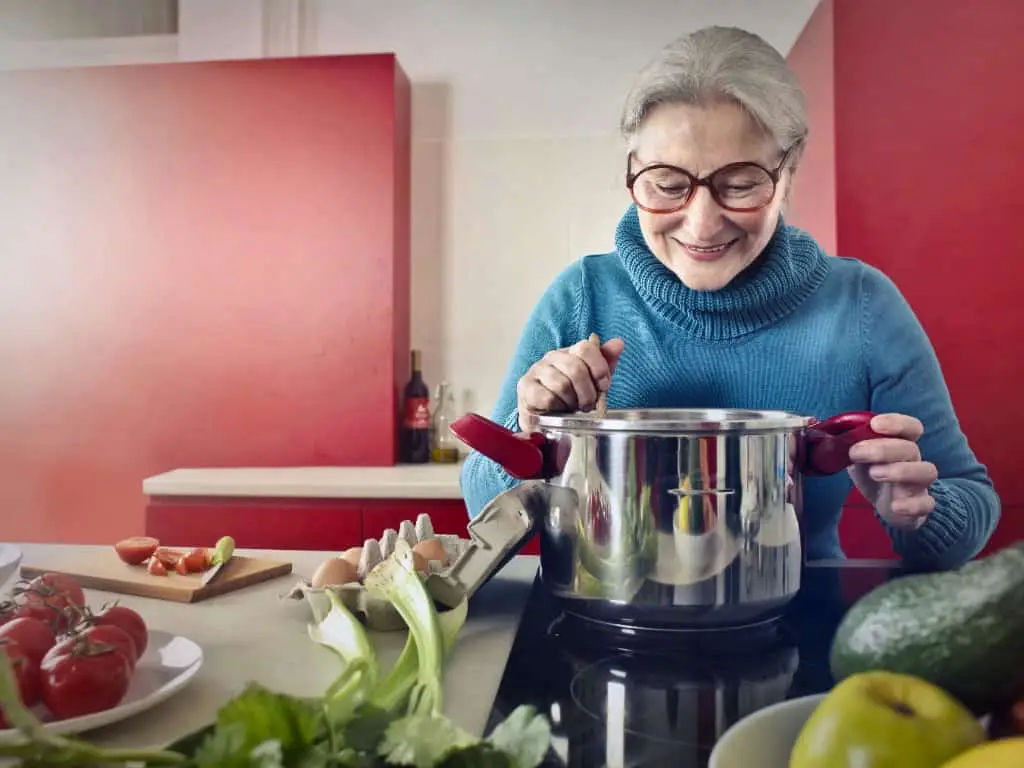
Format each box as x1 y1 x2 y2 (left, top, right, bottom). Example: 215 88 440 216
192 684 322 767
435 744 516 767
485 706 552 768
339 704 393 755
377 714 476 767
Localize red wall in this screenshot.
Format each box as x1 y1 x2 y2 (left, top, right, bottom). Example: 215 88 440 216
785 0 836 255
789 0 1023 555
0 55 412 544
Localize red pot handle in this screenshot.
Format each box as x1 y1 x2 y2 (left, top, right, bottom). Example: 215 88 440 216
802 410 883 476
449 413 550 480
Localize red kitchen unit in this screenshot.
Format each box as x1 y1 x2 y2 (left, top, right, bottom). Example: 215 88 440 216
145 495 541 555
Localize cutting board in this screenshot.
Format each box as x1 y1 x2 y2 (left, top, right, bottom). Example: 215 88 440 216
19 549 293 604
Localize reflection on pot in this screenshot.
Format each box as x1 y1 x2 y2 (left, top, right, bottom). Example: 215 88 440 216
548 617 801 767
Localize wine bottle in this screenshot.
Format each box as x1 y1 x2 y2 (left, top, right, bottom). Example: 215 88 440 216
399 349 430 463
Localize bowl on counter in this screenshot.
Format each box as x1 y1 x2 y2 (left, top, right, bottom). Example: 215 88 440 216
0 543 23 591
709 694 825 768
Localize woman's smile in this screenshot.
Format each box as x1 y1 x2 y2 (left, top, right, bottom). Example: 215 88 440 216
674 237 740 262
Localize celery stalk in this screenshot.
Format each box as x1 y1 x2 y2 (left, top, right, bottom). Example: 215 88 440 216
364 541 446 716
372 594 468 714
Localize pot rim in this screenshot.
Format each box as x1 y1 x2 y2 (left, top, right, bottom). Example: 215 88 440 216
533 408 813 433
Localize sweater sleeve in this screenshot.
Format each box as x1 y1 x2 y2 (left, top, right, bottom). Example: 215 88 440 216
459 262 584 519
860 266 1001 569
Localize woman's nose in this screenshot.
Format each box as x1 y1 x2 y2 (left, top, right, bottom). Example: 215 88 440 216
680 186 725 241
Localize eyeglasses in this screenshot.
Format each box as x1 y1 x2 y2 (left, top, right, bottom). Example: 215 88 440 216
626 143 799 214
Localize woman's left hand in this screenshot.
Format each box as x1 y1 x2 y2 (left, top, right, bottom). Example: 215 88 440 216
847 413 938 530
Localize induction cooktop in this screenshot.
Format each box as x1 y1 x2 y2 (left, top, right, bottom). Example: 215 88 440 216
483 561 904 768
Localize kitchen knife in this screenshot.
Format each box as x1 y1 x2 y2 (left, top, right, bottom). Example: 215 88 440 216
201 535 236 586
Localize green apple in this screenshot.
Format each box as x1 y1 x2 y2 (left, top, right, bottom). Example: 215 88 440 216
790 671 986 768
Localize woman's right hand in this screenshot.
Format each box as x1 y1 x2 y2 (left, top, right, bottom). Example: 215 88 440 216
516 335 625 431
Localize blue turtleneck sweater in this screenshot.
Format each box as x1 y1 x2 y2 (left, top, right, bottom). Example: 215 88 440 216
459 206 1000 569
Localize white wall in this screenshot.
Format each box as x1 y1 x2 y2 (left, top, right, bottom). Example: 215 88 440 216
0 0 821 418
304 0 820 416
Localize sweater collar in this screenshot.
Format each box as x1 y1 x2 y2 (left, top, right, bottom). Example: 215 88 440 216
615 205 831 340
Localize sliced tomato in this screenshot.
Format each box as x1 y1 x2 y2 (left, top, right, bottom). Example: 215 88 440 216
184 548 212 571
81 625 137 671
0 617 55 666
153 548 184 569
146 557 168 576
40 638 131 720
174 557 190 576
114 536 160 566
92 606 148 657
0 639 42 709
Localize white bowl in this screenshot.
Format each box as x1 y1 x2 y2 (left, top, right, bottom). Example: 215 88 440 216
709 693 824 768
0 544 23 592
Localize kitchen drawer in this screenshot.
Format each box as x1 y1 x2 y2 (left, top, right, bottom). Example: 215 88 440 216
145 496 363 551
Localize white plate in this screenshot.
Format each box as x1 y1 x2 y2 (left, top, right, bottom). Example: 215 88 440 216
0 545 21 591
0 630 203 743
709 694 824 768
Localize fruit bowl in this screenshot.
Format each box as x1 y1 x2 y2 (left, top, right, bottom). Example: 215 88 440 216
0 544 22 590
709 694 824 768
709 690 995 768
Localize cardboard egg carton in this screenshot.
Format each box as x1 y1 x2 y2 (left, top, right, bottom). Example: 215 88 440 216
350 513 471 580
285 512 472 631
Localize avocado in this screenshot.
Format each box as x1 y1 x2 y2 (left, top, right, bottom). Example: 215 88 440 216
829 541 1024 715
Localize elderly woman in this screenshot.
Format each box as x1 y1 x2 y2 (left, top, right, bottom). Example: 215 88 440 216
459 26 999 569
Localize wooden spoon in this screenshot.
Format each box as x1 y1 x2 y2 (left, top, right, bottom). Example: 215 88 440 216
588 332 609 417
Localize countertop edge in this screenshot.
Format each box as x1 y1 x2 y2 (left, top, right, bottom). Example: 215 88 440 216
142 465 466 500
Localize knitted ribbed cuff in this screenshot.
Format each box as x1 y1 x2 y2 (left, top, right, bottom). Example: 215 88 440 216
882 482 971 565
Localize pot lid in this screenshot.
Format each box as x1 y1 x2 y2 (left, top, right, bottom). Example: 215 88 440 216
533 408 812 433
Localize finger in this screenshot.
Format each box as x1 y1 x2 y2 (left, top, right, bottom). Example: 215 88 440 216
870 413 924 440
849 437 921 464
569 338 612 390
887 492 936 519
518 367 573 412
545 349 598 408
601 338 625 375
867 460 938 486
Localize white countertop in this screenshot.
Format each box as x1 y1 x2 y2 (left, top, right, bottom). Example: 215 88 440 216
3 543 538 752
142 463 465 500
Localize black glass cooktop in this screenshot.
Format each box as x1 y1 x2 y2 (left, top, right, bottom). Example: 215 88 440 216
484 561 906 768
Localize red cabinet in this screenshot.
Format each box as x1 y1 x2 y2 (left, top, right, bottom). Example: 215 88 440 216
145 495 541 555
145 497 364 551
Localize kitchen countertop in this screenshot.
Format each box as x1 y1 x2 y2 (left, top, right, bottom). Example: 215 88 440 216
3 543 537 751
142 463 465 500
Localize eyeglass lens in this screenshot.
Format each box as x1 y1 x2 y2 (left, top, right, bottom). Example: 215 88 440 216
632 164 776 212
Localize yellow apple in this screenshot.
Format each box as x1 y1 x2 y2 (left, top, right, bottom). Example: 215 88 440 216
790 671 986 768
939 737 1024 767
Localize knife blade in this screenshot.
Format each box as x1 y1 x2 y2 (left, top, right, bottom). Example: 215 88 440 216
201 535 236 586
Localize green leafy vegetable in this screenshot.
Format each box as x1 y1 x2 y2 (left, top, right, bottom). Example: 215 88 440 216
0 539 552 767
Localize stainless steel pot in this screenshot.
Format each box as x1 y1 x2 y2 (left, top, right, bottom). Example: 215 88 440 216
444 408 881 629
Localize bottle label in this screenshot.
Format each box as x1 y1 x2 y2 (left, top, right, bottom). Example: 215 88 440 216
403 397 430 429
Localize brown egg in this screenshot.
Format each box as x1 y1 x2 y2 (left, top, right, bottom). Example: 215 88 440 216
340 547 363 566
413 538 447 566
311 556 359 588
411 550 430 576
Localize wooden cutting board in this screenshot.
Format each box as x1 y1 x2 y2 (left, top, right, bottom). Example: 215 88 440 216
19 548 293 604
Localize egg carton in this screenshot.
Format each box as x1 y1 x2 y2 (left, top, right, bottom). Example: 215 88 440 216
284 513 473 631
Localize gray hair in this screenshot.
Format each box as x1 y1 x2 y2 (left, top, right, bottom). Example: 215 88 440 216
621 26 808 163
